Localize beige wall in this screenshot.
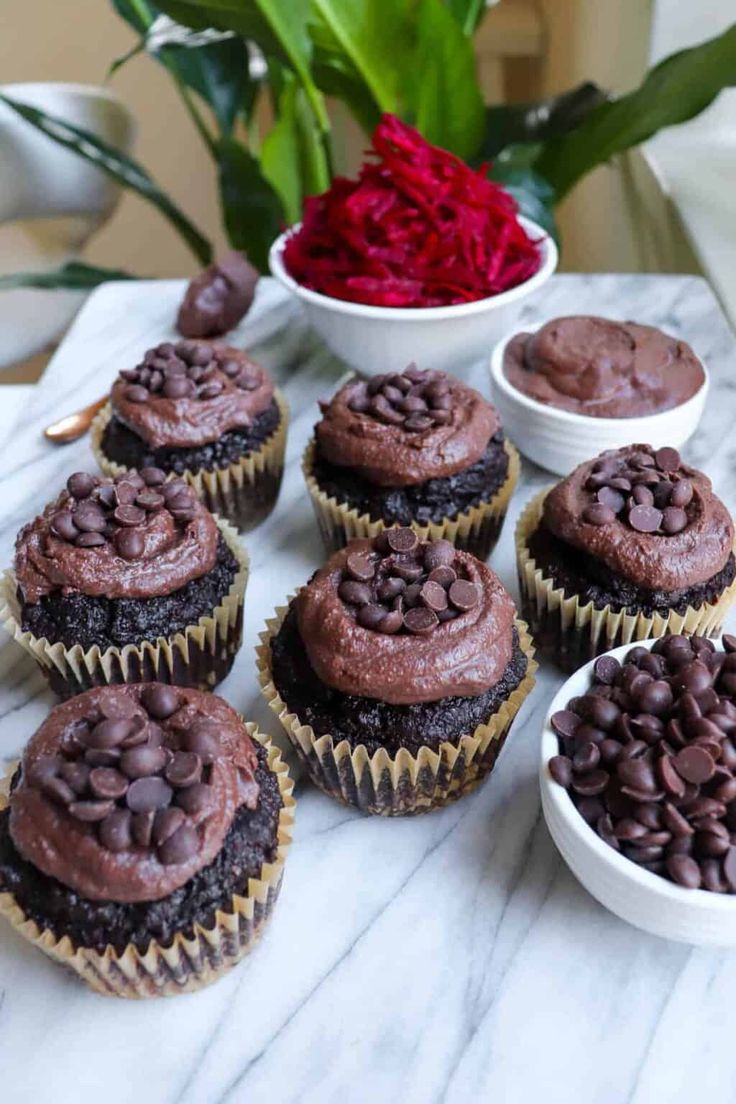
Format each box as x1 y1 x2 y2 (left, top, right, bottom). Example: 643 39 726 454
1 0 229 278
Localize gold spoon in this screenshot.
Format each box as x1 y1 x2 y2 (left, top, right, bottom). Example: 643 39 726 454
44 396 108 444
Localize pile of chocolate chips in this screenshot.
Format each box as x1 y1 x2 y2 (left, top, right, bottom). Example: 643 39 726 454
338 528 480 635
582 446 693 534
50 471 197 562
549 633 736 892
120 340 261 403
27 685 220 866
346 365 453 433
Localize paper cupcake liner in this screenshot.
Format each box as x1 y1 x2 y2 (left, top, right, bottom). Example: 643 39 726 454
302 436 520 560
516 488 736 674
0 728 295 998
0 516 249 700
91 389 289 533
257 599 537 816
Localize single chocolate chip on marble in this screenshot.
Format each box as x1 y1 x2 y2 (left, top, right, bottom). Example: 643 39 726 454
628 505 662 533
158 822 200 865
404 607 438 635
583 503 615 526
126 776 172 813
419 580 448 613
114 527 144 561
339 580 372 606
448 580 480 612
345 551 375 582
67 472 97 499
142 684 180 719
69 799 115 823
165 751 202 788
88 767 129 800
120 745 168 780
99 808 133 852
662 506 688 534
655 446 680 472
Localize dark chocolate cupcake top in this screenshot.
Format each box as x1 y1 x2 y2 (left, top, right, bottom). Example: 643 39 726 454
8 684 259 903
315 366 499 487
542 445 733 590
111 339 274 449
295 528 516 704
15 470 218 603
503 317 705 417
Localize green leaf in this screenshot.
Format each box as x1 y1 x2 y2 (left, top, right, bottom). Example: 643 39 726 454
0 262 138 291
445 0 487 36
488 145 559 242
480 82 608 160
411 0 485 159
217 137 285 272
262 73 331 221
311 55 381 134
536 24 736 199
155 0 330 131
0 93 212 265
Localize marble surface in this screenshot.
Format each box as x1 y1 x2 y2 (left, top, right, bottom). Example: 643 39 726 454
1 274 736 1104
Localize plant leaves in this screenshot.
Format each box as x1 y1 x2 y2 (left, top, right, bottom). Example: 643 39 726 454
0 93 212 265
411 0 485 159
481 82 608 160
155 0 330 130
0 262 138 291
217 137 285 272
536 24 736 199
489 161 559 243
445 0 487 36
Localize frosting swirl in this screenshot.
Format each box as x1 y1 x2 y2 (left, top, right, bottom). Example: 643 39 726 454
8 684 259 903
15 470 218 603
111 339 274 449
542 445 734 590
315 366 499 487
503 316 705 417
295 531 516 704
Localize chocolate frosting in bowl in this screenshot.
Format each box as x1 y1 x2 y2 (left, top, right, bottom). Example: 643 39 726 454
315 367 499 487
295 531 516 704
542 444 733 590
8 684 259 903
111 340 274 449
503 316 705 417
15 471 218 603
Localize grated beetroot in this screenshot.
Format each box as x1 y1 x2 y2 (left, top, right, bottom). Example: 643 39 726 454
283 114 542 309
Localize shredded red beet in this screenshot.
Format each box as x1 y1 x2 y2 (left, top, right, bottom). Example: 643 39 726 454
283 114 542 309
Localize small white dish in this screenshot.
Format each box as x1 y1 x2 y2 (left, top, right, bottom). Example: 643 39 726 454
489 324 709 476
268 217 557 377
541 638 736 946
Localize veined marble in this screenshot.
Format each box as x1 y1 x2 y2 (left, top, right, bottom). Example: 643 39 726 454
0 275 735 1104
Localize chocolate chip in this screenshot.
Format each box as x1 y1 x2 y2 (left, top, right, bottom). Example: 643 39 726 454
88 767 129 800
404 414 434 432
419 580 448 613
114 527 144 561
346 551 375 582
59 761 90 795
339 580 372 606
674 746 715 784
597 487 625 513
628 505 662 532
120 745 168 779
113 504 146 527
126 776 172 813
99 808 133 852
404 607 438 634
136 491 165 511
631 485 654 507
376 577 405 602
448 580 480 612
175 782 214 816
141 684 180 719
152 806 186 847
85 718 134 750
594 655 620 685
377 609 403 634
662 506 688 534
69 799 115 822
666 853 701 888
76 532 106 548
163 376 192 399
51 511 78 541
67 472 97 499
386 528 419 554
158 822 199 865
38 776 76 806
423 540 455 570
357 603 387 629
84 748 121 768
583 503 615 526
655 446 680 472
73 503 107 533
551 710 581 739
140 467 167 486
549 755 573 787
183 722 221 764
670 479 693 507
125 385 149 403
132 810 155 847
428 566 456 589
165 751 202 788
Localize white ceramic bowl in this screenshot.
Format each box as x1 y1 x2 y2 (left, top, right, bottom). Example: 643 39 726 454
268 217 557 377
489 324 709 476
541 638 736 945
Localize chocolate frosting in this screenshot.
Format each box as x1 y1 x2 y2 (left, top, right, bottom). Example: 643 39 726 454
543 445 733 590
111 340 274 449
15 473 218 603
295 538 516 704
503 316 705 417
8 685 259 903
315 369 499 487
177 251 259 338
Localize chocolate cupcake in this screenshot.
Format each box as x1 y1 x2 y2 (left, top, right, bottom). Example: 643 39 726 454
258 528 536 815
517 444 736 672
303 365 519 558
91 339 288 532
0 683 294 997
0 469 248 698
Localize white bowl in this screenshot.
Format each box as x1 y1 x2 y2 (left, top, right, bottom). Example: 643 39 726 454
268 217 557 376
541 638 736 945
489 324 709 476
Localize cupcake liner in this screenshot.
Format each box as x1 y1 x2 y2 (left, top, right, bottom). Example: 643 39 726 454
91 389 289 533
302 436 520 560
516 488 736 673
0 728 295 998
257 600 537 816
0 516 249 699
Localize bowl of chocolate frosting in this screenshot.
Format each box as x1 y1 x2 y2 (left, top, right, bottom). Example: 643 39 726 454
489 316 708 474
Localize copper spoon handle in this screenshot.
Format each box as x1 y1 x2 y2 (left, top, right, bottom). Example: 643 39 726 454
44 396 108 444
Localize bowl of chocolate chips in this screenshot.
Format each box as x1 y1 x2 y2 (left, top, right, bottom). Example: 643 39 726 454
541 633 736 944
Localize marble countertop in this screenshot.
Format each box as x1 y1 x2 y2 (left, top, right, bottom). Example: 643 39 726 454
1 274 736 1104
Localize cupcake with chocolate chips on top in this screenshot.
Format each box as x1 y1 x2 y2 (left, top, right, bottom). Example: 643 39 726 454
92 338 288 531
303 365 519 558
517 444 736 672
0 469 248 697
259 527 536 815
0 683 294 997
